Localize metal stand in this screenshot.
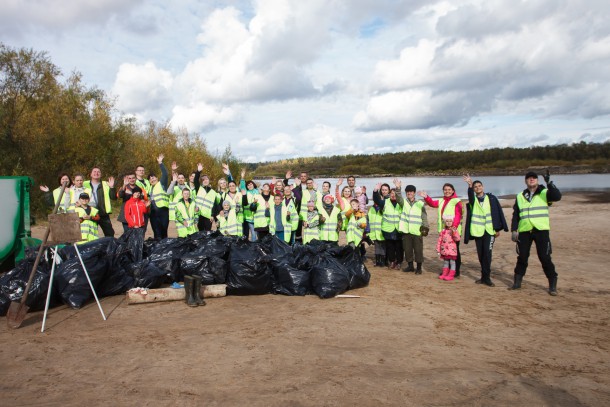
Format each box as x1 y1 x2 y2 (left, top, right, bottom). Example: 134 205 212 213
41 243 106 333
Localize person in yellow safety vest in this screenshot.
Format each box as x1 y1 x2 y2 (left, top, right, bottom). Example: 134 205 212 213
174 188 200 238
239 168 262 241
39 173 73 213
253 183 272 240
398 184 429 274
217 200 240 237
221 181 244 234
368 203 386 267
193 162 218 232
318 194 342 245
374 179 404 270
510 171 562 295
267 194 292 243
134 164 152 232
148 154 170 240
334 181 352 232
167 166 193 222
420 183 464 277
69 174 92 213
73 192 100 244
302 200 321 244
281 185 299 244
299 177 318 224
315 181 332 212
84 167 116 237
345 199 368 252
462 174 508 287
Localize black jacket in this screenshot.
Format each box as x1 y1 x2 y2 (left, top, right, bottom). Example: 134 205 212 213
464 188 509 244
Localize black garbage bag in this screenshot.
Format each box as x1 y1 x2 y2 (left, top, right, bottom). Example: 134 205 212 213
127 259 167 288
310 254 350 299
143 237 158 259
0 251 58 315
226 241 273 295
116 228 145 263
180 255 227 285
335 245 371 290
189 232 233 260
292 243 324 270
147 238 195 281
55 249 109 309
272 261 310 296
58 237 116 261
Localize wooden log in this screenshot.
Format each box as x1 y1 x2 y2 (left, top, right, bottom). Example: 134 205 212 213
126 284 227 305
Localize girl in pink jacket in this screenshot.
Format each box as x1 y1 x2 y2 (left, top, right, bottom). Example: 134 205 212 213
437 215 461 281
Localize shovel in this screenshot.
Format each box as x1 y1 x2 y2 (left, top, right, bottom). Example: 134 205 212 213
7 181 69 329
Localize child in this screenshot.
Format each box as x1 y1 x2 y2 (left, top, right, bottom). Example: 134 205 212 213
217 200 240 237
353 186 367 213
267 194 292 243
73 192 100 243
302 200 320 244
125 186 150 229
437 215 461 281
345 199 368 255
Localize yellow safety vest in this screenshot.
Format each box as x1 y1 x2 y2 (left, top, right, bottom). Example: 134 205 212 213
253 195 270 229
83 181 113 214
470 195 494 237
53 187 74 213
398 200 424 236
149 182 169 209
367 206 385 241
436 198 462 234
319 206 341 242
283 197 299 230
381 200 402 233
218 209 240 236
346 214 367 246
517 190 550 232
175 199 199 237
169 184 192 221
75 206 99 243
269 204 292 243
299 188 317 221
195 187 218 219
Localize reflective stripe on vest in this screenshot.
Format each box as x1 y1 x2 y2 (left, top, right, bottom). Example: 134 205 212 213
136 179 152 195
381 200 402 233
83 181 112 214
300 189 317 220
150 183 169 208
303 224 319 244
53 187 73 213
319 207 340 241
398 200 423 236
470 195 494 237
175 200 198 237
75 206 99 243
517 189 550 232
283 198 299 230
169 185 192 221
253 196 270 229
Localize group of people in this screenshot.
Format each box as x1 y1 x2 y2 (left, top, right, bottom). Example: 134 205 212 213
40 158 562 296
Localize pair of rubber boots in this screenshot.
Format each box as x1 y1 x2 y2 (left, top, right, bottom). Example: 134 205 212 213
374 255 387 267
404 262 422 274
510 274 557 296
439 267 456 281
184 275 206 307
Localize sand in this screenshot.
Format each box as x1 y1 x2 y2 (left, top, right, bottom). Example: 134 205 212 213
1 192 609 406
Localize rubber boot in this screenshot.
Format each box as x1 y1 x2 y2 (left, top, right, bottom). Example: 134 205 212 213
404 262 414 272
444 269 456 281
192 275 206 306
183 276 198 307
376 255 382 267
509 274 523 290
415 263 422 275
439 267 450 280
548 277 558 296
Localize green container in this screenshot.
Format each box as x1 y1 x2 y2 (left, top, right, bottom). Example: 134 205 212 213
0 176 41 271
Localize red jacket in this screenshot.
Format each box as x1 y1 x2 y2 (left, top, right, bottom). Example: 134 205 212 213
125 197 149 228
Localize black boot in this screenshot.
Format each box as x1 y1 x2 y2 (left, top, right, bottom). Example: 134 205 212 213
183 276 198 307
548 277 558 296
509 274 523 290
376 255 383 267
415 263 422 275
192 275 206 306
408 262 415 272
383 256 389 267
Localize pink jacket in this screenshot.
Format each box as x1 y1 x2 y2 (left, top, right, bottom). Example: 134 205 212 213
436 228 461 260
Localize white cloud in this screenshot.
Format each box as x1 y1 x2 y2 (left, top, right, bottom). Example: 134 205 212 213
112 62 173 113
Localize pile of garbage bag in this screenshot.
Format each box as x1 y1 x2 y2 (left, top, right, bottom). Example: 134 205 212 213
0 231 370 315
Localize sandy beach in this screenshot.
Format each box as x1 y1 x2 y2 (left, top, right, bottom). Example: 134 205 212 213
1 192 609 406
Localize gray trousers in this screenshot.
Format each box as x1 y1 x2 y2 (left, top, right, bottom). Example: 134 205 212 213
402 233 424 263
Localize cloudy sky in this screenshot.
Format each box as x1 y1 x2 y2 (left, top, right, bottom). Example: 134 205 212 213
3 0 610 162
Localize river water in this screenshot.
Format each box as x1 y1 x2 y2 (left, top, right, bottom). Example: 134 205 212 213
257 174 610 199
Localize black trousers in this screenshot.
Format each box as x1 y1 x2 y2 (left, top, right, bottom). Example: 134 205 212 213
98 214 115 237
455 241 461 277
151 207 169 239
514 229 557 279
474 233 495 281
197 216 213 232
385 239 404 264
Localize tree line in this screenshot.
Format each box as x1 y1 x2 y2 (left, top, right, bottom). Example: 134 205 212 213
248 142 610 177
0 43 241 214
